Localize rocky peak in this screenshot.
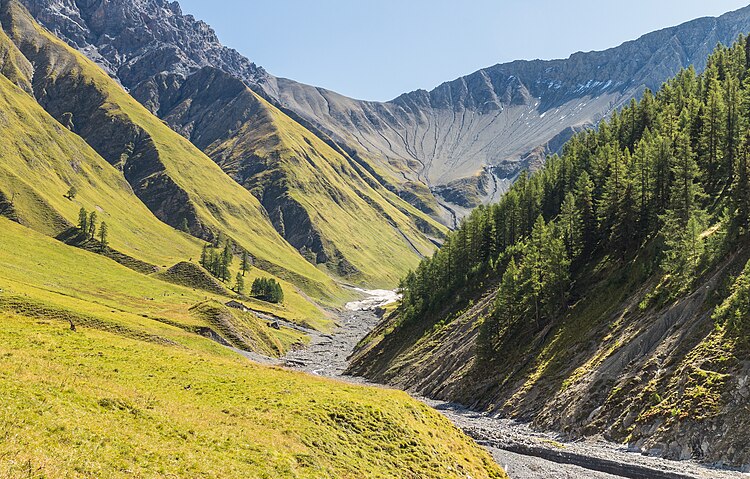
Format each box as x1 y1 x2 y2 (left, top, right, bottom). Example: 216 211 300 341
20 0 267 92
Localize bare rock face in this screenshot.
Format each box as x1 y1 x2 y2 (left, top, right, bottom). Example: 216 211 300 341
20 0 266 104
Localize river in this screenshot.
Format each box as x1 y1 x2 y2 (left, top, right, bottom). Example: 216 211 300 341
264 290 747 479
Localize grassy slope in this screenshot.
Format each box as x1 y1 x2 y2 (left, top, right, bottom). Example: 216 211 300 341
0 73 326 329
208 90 447 287
0 73 201 266
0 217 321 347
1 0 346 305
0 314 505 479
0 220 505 478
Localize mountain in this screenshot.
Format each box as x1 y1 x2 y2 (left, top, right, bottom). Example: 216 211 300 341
18 0 447 284
0 0 348 322
23 0 750 224
264 5 750 215
0 4 508 475
348 37 750 469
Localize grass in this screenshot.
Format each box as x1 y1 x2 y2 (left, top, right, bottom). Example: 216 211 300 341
0 72 201 267
0 313 505 479
1 0 349 307
207 90 447 287
0 217 504 478
0 217 328 348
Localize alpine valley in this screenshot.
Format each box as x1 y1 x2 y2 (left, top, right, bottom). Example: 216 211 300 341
1 0 750 477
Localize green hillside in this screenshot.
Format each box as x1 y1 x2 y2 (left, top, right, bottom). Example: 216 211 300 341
0 0 345 305
208 91 446 286
0 72 201 266
0 217 505 479
155 66 447 287
350 36 750 467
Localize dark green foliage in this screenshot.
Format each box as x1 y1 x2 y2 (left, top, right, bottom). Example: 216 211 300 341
65 186 77 200
235 272 245 294
99 222 108 252
78 207 88 233
88 211 98 240
399 35 750 356
241 251 251 276
199 241 231 282
179 218 190 233
251 278 284 304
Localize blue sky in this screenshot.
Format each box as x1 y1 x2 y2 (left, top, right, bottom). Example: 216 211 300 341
177 0 750 101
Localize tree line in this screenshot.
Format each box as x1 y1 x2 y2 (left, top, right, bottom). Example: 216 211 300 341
398 36 750 355
77 207 108 251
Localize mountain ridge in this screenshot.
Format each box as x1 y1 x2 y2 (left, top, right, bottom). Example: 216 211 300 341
21 1 750 227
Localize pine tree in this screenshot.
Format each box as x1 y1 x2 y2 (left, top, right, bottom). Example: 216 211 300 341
99 222 109 251
574 171 596 254
65 186 77 200
222 240 233 281
661 130 707 286
78 207 88 234
88 211 97 239
559 192 583 260
700 70 727 195
241 251 250 276
200 244 209 268
235 272 245 294
180 218 190 233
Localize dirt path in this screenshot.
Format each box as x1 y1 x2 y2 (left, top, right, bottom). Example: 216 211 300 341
246 290 747 479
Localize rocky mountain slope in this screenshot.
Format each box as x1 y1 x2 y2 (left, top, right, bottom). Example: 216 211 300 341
0 0 346 314
18 0 447 282
266 5 750 210
22 1 750 226
349 36 750 471
151 65 445 285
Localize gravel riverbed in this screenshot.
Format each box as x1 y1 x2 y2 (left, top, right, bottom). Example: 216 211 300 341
249 290 748 479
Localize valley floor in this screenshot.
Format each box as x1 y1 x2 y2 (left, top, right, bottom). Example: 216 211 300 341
262 290 750 479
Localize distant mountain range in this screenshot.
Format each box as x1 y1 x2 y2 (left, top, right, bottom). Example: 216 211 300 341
21 0 750 226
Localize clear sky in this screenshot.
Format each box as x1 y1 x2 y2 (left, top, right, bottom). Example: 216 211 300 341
176 0 750 101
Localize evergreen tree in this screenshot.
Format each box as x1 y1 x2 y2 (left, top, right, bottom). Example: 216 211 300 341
222 240 233 281
99 222 109 251
200 244 209 268
65 186 77 200
88 211 98 239
78 207 88 234
251 277 284 303
235 272 245 294
574 171 597 254
559 192 583 260
661 130 707 285
700 70 727 195
241 251 251 276
180 218 190 233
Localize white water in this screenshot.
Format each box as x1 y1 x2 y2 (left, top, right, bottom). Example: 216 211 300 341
344 288 401 311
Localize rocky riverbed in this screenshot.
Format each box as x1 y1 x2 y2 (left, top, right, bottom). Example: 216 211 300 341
260 290 748 479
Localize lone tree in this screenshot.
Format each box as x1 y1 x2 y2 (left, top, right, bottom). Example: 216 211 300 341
180 218 190 233
99 222 109 251
65 186 77 200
